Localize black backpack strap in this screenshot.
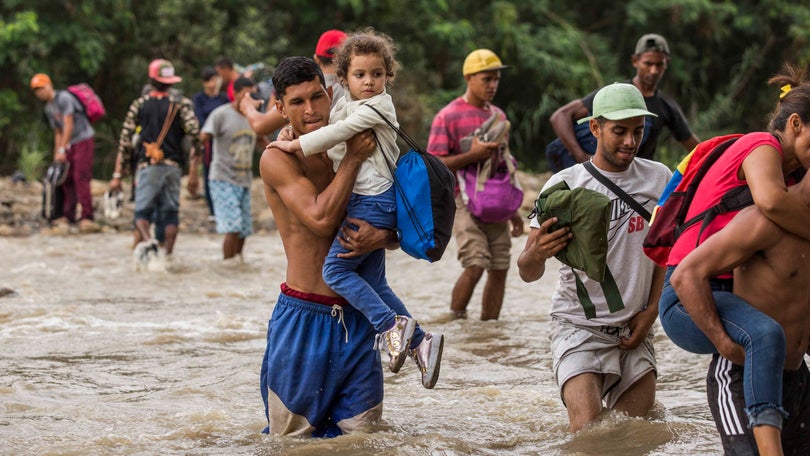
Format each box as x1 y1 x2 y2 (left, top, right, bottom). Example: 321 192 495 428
690 185 754 247
583 161 651 221
675 137 739 225
368 129 397 177
365 104 424 154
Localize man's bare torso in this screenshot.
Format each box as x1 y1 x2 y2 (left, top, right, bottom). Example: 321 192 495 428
263 150 339 297
734 210 810 369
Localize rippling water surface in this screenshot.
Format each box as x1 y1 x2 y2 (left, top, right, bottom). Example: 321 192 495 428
1 232 724 455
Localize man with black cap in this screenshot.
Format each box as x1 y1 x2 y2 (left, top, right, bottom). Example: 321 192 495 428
548 33 699 171
519 83 671 432
427 48 524 321
109 59 201 263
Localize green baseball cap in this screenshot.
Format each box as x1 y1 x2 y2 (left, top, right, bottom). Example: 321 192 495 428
577 83 657 124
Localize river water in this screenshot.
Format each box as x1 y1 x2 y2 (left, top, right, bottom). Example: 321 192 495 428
0 231 725 455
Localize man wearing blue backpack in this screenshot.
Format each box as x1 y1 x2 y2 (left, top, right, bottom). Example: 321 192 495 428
547 33 699 171
257 57 442 437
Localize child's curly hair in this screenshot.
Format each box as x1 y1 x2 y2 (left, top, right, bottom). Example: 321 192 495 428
335 27 400 85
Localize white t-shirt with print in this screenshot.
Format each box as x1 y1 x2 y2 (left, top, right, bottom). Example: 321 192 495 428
530 158 671 327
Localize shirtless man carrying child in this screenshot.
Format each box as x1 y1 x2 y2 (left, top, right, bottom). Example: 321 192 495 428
672 173 810 455
258 56 394 437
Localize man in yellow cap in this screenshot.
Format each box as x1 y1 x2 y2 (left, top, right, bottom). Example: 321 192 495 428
427 49 524 321
30 72 100 233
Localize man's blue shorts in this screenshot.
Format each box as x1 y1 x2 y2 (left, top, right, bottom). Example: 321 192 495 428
209 179 252 238
260 284 384 437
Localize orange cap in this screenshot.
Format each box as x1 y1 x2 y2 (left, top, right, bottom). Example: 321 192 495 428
30 73 52 89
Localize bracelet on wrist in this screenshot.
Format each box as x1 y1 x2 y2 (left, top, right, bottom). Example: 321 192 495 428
112 172 122 179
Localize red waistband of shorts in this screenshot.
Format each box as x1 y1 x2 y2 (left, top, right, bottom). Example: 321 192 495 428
280 282 347 306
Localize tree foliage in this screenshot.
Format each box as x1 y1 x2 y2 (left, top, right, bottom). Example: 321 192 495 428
2 0 809 175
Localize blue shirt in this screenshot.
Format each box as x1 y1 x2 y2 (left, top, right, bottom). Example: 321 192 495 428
192 91 229 127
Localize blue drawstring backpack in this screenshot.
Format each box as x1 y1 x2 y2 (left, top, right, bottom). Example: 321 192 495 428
367 105 455 262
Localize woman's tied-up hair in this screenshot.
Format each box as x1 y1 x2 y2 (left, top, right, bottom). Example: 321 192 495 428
769 64 810 133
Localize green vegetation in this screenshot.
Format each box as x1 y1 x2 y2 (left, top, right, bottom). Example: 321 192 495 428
2 1 809 174
16 141 47 182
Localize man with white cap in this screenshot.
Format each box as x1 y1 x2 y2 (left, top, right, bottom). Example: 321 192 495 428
518 83 671 432
110 59 201 261
427 48 524 321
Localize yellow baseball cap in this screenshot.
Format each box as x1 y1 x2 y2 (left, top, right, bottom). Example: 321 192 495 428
462 49 509 76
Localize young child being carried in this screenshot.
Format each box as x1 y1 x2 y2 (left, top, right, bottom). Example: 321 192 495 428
269 28 443 389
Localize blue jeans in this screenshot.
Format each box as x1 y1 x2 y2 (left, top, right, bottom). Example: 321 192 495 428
134 164 181 227
545 140 579 174
322 187 424 347
659 266 787 428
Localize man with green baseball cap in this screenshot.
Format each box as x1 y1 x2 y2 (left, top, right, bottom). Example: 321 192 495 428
518 81 672 432
576 82 657 125
576 83 659 171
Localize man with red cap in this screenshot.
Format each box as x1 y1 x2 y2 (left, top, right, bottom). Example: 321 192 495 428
241 29 347 136
313 29 347 108
109 59 201 265
30 72 100 233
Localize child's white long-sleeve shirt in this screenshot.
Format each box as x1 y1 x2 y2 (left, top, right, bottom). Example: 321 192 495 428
298 89 399 196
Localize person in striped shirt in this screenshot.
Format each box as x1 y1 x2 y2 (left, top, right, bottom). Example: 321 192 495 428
427 48 524 321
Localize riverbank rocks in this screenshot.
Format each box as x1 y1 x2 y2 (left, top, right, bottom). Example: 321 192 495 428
0 170 549 237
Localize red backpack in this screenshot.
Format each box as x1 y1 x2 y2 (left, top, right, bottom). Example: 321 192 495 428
66 83 106 123
642 134 754 266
